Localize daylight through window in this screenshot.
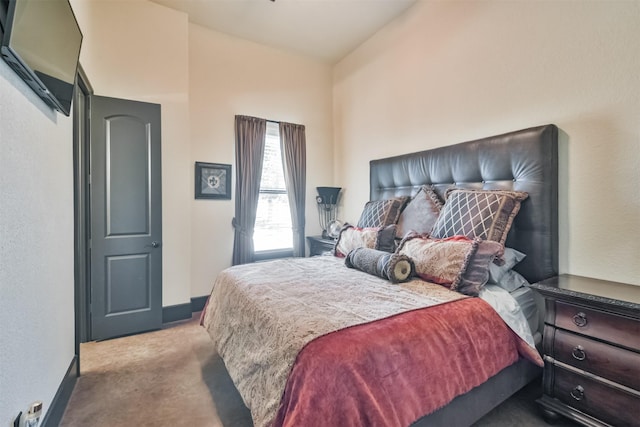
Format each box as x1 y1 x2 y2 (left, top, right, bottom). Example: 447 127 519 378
253 122 293 252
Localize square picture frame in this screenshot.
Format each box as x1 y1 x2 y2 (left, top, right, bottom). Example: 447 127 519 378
195 162 232 200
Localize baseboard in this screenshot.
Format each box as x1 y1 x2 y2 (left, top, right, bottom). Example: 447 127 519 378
191 295 208 312
162 296 209 323
162 302 192 323
41 356 78 427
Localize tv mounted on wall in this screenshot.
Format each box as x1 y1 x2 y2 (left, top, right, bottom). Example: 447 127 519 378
1 0 83 116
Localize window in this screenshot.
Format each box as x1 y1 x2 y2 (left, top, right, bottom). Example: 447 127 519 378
253 122 293 254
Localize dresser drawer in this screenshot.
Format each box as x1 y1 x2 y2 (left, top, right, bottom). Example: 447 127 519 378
555 301 640 351
553 329 640 390
552 366 640 427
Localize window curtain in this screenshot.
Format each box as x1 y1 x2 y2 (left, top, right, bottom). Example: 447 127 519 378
232 115 266 265
280 122 306 257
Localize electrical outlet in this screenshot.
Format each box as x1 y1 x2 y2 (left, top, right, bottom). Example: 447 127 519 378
13 411 22 427
12 401 42 427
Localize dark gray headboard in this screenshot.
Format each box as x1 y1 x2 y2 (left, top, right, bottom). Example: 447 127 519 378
370 124 558 284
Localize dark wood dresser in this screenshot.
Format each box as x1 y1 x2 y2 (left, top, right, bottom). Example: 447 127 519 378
530 275 640 426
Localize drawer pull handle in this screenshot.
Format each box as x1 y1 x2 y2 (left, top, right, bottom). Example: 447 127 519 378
573 312 588 327
570 385 585 401
572 345 586 361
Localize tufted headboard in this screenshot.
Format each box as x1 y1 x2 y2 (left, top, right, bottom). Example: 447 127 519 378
370 124 558 284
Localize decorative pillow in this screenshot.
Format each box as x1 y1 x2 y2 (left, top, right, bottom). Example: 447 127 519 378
430 189 528 246
397 234 471 286
345 247 415 284
395 186 443 238
334 224 397 257
397 234 503 296
461 239 506 296
488 247 526 285
357 197 408 229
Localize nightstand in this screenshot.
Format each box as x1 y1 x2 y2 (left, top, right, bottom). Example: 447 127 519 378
306 235 336 256
530 275 640 426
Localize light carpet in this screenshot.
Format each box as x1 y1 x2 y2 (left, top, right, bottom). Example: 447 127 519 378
61 313 578 426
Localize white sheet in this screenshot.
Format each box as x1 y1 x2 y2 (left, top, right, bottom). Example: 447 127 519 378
480 284 538 350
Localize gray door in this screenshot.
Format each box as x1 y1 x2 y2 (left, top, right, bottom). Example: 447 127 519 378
90 95 162 341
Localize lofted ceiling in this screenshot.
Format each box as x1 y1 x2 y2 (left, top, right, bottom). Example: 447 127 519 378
149 0 417 63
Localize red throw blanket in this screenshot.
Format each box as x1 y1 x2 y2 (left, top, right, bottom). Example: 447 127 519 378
272 298 542 427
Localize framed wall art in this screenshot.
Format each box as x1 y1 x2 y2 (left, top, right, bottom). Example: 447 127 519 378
195 162 232 200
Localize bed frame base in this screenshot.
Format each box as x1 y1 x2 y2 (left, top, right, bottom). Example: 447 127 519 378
412 359 541 426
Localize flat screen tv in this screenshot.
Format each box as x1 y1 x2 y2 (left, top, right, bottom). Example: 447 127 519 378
1 0 82 116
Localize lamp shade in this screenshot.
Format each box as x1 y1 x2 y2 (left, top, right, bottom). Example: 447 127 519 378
316 187 341 205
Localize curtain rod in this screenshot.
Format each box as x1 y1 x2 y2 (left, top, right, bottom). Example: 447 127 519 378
237 115 302 127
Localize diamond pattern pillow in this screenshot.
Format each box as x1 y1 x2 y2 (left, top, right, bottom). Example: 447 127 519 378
430 189 528 245
357 197 408 229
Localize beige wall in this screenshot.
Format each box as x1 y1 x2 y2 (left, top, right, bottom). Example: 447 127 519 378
72 0 334 301
0 61 75 423
333 0 640 286
1 0 637 419
189 25 334 297
71 0 192 306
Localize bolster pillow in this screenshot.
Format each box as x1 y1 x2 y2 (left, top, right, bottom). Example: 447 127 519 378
345 247 415 284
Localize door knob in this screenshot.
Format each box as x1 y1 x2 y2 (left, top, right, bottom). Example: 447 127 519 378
151 241 160 248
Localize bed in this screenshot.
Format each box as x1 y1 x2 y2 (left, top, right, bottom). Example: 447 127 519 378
202 124 559 426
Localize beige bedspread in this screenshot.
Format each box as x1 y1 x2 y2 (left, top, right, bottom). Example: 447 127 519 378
201 256 466 427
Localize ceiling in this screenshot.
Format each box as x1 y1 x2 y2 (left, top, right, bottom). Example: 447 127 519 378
150 0 417 63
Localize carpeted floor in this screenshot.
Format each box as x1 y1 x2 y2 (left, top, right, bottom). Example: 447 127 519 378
61 313 579 427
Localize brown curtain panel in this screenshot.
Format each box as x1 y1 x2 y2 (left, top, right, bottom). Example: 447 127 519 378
232 115 266 265
280 122 306 257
